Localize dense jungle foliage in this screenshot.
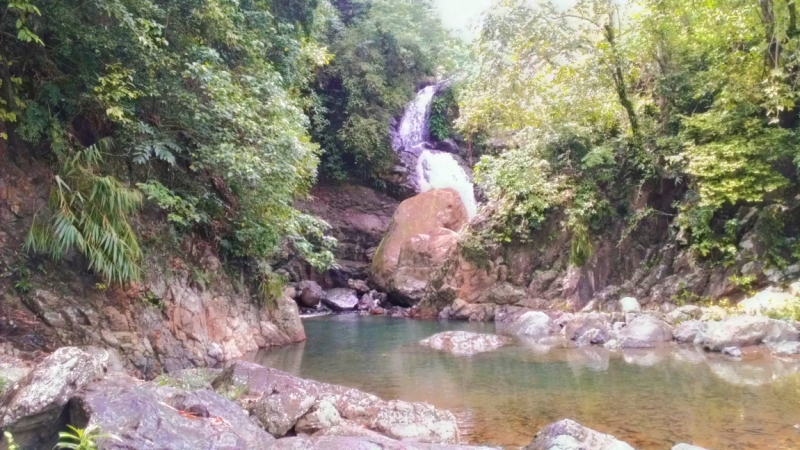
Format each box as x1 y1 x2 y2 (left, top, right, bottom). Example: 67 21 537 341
0 0 455 286
459 0 800 268
4 0 800 287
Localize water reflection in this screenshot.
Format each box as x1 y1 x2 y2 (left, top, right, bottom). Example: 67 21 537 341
246 315 800 449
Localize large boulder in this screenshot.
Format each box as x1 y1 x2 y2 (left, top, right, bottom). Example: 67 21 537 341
212 361 461 444
619 297 641 314
674 320 707 343
525 419 635 450
297 280 325 308
562 313 612 344
696 315 800 351
70 375 274 449
323 288 360 312
621 315 673 343
370 189 468 307
0 347 106 449
498 311 557 338
419 331 509 357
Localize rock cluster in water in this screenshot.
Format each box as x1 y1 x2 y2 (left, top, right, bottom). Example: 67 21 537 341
0 346 717 450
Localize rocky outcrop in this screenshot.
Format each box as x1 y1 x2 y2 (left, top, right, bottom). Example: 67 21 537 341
371 189 468 307
525 419 635 450
0 349 480 449
0 347 106 449
696 315 799 351
3 264 305 378
70 375 275 450
213 361 462 444
0 156 305 375
419 331 509 357
293 182 399 287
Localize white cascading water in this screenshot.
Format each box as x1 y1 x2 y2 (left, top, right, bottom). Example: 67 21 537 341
395 85 438 150
393 83 478 219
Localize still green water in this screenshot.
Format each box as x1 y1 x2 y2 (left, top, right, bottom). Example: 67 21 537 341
249 315 800 449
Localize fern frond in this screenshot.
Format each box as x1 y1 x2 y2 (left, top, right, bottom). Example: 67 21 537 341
25 141 143 285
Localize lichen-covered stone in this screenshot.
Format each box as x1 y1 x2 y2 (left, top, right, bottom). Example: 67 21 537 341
419 331 508 357
525 419 635 450
0 347 106 449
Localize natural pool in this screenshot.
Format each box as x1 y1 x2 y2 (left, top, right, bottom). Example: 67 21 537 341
248 314 800 449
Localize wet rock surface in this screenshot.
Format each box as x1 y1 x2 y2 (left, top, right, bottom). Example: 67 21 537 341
213 361 462 444
525 419 635 450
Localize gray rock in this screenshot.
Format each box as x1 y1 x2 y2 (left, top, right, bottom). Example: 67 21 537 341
525 419 635 450
296 400 342 434
0 347 106 449
348 279 371 294
697 316 800 351
419 331 508 357
323 288 360 312
359 292 377 311
722 346 742 358
622 315 673 342
499 311 557 338
768 341 800 356
666 305 702 324
619 297 641 314
70 374 274 449
563 313 610 341
0 356 31 389
213 362 461 444
674 320 707 343
298 280 325 308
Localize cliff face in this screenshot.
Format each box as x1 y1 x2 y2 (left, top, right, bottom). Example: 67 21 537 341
0 150 304 378
407 180 800 319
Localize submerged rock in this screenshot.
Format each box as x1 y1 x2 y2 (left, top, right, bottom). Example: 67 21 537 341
323 288 360 312
525 419 635 450
0 347 106 449
696 315 799 351
419 331 509 357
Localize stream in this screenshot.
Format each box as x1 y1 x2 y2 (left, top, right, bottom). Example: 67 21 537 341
248 315 800 449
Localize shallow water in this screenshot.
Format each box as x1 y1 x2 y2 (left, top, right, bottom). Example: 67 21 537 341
249 315 800 449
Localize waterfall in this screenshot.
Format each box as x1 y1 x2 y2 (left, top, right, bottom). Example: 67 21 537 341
416 152 478 218
393 83 478 219
395 85 437 151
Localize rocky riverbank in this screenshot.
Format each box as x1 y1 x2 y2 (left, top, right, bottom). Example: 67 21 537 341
0 346 711 450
